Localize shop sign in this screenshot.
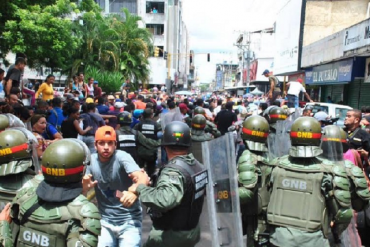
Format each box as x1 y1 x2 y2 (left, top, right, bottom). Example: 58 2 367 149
305 59 353 85
344 19 370 51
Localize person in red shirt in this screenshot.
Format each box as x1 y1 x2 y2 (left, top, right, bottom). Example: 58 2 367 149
93 81 102 99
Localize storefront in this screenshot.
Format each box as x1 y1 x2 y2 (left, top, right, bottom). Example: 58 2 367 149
305 57 366 107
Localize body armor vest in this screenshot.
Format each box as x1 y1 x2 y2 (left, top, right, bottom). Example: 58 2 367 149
267 165 326 232
12 188 101 247
151 158 206 231
137 119 158 140
0 159 36 210
116 129 137 161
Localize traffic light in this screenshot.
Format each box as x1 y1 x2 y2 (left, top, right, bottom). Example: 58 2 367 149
154 47 159 57
164 51 168 60
190 54 193 63
207 53 210 62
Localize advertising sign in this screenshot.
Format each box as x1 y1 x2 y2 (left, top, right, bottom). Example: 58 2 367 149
343 19 370 52
216 70 223 90
305 59 353 85
274 0 303 75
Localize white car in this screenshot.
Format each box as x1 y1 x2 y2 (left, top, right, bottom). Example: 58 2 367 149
304 102 353 127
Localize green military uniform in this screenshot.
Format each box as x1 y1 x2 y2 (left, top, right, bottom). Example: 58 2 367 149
0 128 40 209
237 115 274 247
267 117 353 247
190 115 213 162
188 107 221 138
0 139 101 247
135 121 207 247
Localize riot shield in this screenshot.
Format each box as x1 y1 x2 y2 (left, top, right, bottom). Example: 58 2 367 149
267 132 278 160
202 133 244 246
160 107 183 130
190 141 204 163
275 120 291 157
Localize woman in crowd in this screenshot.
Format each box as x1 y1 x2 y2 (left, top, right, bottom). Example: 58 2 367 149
61 107 92 138
71 75 85 100
31 114 50 159
35 74 55 101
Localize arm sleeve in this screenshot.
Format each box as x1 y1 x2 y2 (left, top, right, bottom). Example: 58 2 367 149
9 70 20 81
119 152 140 174
136 168 184 211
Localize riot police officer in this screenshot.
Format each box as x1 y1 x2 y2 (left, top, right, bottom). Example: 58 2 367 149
116 111 138 161
190 114 213 162
0 127 41 210
127 121 207 247
0 139 101 246
320 125 370 246
267 117 352 247
193 107 221 138
237 115 273 246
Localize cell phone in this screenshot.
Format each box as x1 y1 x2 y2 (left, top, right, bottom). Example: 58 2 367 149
116 190 123 198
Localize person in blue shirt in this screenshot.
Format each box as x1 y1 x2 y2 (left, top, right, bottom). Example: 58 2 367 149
96 97 109 114
47 97 65 129
152 7 158 13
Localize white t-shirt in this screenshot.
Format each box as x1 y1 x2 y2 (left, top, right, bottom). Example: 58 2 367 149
287 81 306 97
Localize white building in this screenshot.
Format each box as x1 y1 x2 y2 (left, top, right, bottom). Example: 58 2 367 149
96 0 189 88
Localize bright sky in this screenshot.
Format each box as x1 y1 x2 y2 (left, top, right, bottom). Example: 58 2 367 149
182 0 282 83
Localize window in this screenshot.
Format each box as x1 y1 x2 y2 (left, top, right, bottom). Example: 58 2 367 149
311 105 329 115
146 1 165 14
335 108 349 121
146 24 164 35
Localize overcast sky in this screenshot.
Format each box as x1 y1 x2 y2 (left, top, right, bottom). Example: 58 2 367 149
182 0 282 83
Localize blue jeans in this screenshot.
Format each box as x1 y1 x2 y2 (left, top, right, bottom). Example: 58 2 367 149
98 219 142 247
287 94 299 108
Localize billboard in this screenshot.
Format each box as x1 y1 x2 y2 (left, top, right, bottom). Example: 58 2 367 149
274 0 304 75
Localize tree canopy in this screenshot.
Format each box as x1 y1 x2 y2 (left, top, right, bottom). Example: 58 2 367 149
0 0 153 92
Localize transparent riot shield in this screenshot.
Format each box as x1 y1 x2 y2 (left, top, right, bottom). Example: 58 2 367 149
202 133 244 246
275 120 291 157
267 132 278 160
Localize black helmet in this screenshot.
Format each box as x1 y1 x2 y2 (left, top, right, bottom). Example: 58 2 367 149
192 115 206 130
321 125 345 161
0 115 9 131
41 139 90 184
0 128 33 164
264 107 287 129
162 121 191 147
117 111 132 125
242 115 269 143
290 117 322 146
194 107 206 116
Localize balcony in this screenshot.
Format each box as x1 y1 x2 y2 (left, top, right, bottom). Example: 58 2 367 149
143 13 165 24
153 35 165 46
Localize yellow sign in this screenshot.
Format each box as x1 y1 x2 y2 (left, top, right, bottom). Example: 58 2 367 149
218 190 229 200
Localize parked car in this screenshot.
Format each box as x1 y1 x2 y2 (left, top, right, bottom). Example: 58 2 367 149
304 102 352 127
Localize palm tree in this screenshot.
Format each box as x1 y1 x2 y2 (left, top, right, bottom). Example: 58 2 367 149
115 8 153 88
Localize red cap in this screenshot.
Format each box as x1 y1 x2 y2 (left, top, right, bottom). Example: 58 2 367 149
95 126 116 141
297 78 303 83
179 103 189 111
